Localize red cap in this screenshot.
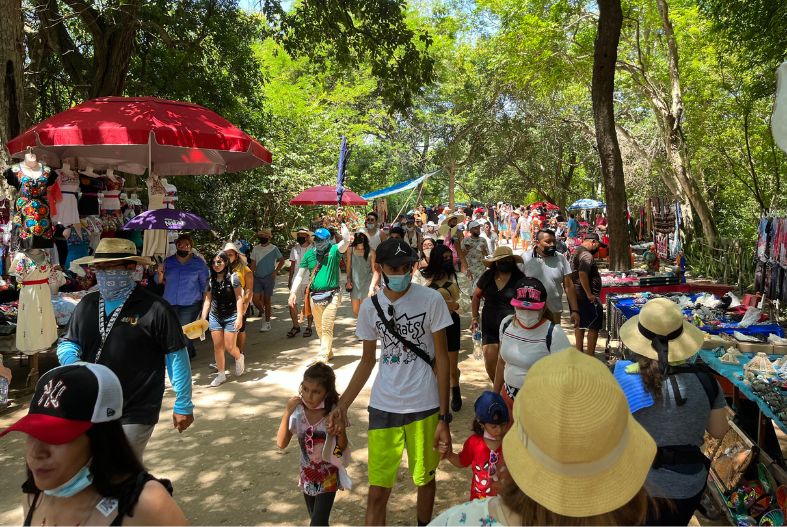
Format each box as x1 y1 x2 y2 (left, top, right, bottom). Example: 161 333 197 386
0 414 92 445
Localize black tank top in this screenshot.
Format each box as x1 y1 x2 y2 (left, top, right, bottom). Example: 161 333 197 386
24 472 172 526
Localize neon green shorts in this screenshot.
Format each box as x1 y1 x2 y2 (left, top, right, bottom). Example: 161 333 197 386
367 408 440 488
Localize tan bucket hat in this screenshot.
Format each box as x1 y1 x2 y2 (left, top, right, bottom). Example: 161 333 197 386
483 245 524 266
71 238 153 266
440 211 466 226
503 347 656 517
290 228 314 239
221 242 247 265
619 297 705 364
256 228 272 238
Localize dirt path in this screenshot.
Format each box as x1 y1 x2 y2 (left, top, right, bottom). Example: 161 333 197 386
0 282 523 526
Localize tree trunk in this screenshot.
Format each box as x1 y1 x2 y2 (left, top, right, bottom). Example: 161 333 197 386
89 14 141 97
0 0 25 166
655 0 717 246
591 0 628 271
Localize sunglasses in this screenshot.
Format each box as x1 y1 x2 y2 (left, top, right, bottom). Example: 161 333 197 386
212 260 225 266
488 450 500 481
304 425 314 455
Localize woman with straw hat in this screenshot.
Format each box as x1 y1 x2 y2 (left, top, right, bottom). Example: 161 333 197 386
616 298 729 525
471 246 525 382
430 347 656 525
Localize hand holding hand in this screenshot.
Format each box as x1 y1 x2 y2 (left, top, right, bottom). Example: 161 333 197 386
434 421 452 459
326 405 348 436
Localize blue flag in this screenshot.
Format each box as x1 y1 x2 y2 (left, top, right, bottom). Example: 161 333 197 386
336 135 348 206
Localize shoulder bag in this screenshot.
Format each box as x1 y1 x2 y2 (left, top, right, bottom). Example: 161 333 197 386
370 294 434 367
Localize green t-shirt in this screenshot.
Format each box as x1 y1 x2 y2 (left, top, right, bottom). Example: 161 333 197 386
300 244 342 291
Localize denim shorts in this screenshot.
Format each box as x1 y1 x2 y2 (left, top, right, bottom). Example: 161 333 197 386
209 312 238 333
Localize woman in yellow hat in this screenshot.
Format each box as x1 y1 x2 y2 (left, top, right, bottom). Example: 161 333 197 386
430 348 656 525
616 298 729 525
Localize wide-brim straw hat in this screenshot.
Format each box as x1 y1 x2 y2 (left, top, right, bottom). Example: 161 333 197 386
440 211 466 226
503 347 656 518
290 228 314 239
72 238 153 266
619 297 705 364
257 228 272 237
221 242 247 265
483 246 523 266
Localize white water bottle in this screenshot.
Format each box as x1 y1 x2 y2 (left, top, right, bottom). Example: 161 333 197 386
473 330 483 360
0 356 8 406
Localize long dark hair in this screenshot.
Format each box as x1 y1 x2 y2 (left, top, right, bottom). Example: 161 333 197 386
421 244 455 281
352 232 370 260
302 362 340 416
209 251 231 283
22 421 145 497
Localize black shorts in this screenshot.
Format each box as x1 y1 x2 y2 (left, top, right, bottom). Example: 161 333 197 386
578 298 604 331
481 308 511 345
446 312 461 352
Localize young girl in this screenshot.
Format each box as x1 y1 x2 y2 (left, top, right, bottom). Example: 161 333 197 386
277 363 349 526
345 229 376 317
440 391 509 501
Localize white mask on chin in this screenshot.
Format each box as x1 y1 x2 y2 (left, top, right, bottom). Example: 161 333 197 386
515 308 542 327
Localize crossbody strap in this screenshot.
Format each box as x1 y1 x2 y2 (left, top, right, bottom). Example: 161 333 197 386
546 321 555 352
370 295 434 367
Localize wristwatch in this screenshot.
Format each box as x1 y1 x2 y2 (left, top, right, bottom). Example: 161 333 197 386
438 413 453 424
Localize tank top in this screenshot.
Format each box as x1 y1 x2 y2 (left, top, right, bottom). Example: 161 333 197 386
24 473 172 526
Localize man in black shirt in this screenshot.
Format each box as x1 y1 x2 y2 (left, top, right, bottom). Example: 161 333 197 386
570 233 606 355
57 238 194 460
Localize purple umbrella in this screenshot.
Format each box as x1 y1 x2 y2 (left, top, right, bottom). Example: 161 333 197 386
123 209 213 230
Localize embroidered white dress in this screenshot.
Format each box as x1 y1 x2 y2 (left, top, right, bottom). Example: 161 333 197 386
12 252 58 354
142 176 168 259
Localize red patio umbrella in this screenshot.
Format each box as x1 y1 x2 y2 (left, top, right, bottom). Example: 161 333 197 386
529 201 559 211
290 185 367 206
5 96 272 175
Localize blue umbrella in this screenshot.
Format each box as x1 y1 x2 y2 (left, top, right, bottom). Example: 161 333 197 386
336 135 349 205
567 198 606 210
123 208 213 230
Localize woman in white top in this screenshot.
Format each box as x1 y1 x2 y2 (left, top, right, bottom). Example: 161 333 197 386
493 276 570 413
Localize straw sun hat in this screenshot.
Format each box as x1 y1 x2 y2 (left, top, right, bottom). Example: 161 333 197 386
503 347 656 518
71 238 153 266
483 246 523 267
619 297 705 365
290 228 314 239
439 211 466 225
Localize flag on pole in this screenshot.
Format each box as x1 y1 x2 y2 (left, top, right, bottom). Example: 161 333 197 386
336 135 348 205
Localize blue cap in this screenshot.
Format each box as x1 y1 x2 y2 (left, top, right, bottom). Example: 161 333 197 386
314 228 331 241
474 391 509 425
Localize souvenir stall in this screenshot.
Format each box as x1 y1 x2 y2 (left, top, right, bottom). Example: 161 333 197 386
1 96 272 399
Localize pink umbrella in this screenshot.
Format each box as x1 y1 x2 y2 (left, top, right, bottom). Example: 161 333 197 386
5 96 272 175
290 185 367 206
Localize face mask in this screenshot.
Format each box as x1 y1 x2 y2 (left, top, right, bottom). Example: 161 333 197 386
406 226 415 232
542 246 557 257
496 260 514 273
365 222 376 230
297 236 307 245
515 308 543 327
44 462 93 497
383 272 411 293
258 237 269 245
483 430 500 441
176 249 190 258
95 269 136 301
471 231 480 237
301 397 325 410
442 261 455 274
423 248 432 259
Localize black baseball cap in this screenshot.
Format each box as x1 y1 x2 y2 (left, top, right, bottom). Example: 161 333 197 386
510 276 548 311
584 233 608 248
376 238 419 267
0 363 123 444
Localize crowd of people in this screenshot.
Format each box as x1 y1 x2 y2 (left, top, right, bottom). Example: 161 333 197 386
0 201 730 526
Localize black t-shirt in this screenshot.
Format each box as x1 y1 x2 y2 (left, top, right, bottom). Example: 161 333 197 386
476 268 525 325
570 246 602 298
64 287 187 425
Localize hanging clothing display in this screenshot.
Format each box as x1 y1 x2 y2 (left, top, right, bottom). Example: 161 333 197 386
77 173 104 216
11 251 58 354
100 173 125 213
649 197 679 260
4 163 58 249
65 225 91 270
754 216 787 303
51 166 80 227
142 175 168 259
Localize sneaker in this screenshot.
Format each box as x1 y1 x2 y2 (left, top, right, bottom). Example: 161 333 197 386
210 373 226 387
235 354 245 376
260 321 271 332
451 386 462 412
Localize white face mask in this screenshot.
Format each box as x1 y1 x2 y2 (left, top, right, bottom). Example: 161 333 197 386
515 308 542 327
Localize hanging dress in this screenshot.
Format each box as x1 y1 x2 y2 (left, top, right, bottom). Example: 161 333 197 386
4 163 57 249
11 252 58 354
77 174 104 216
51 167 80 227
142 176 168 259
65 226 91 270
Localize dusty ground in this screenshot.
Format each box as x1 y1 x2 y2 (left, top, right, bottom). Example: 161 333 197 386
1 278 558 526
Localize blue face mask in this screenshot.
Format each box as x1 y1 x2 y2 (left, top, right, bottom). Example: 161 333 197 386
384 272 411 293
44 462 93 497
95 269 136 301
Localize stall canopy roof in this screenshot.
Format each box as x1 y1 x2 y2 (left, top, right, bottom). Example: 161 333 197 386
362 173 431 200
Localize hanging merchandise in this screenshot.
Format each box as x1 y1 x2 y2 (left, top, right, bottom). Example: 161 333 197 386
649 197 679 260
754 215 787 303
11 250 58 354
77 168 104 217
142 174 168 259
4 156 57 250
51 161 80 227
65 223 91 271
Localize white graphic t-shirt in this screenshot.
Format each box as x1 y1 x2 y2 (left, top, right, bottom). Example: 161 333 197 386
356 284 453 413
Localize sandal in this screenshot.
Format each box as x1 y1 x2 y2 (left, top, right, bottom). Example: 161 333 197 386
287 327 301 338
303 327 313 338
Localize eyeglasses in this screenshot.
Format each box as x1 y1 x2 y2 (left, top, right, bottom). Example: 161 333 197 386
304 425 314 455
488 450 499 481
